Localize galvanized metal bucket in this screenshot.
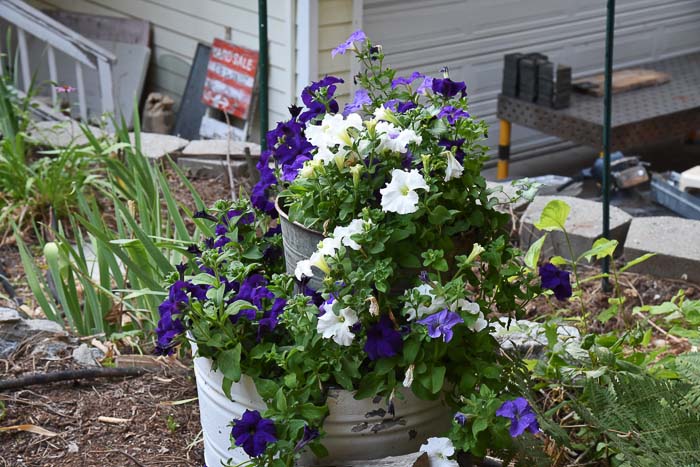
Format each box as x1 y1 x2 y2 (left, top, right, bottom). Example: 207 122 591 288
193 352 453 466
276 197 325 291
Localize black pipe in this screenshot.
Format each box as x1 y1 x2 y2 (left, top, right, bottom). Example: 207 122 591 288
258 0 269 150
602 0 616 288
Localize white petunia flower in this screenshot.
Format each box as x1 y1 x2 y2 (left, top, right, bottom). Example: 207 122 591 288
380 169 429 214
376 122 422 154
332 218 366 250
373 105 395 123
419 437 459 467
470 312 488 332
404 284 446 321
306 113 362 151
455 299 488 332
317 237 341 256
444 152 464 181
294 259 313 280
403 364 415 387
316 306 359 346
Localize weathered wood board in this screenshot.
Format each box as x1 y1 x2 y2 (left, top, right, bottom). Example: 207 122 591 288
573 68 671 96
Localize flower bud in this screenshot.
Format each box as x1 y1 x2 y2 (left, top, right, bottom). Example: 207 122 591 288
350 164 363 188
421 154 431 173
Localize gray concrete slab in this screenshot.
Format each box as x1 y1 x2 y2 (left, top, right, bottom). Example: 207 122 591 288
130 133 188 160
520 195 632 260
27 120 108 147
623 216 700 283
181 139 261 159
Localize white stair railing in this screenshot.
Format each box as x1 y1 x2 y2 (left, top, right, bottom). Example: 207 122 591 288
0 0 116 121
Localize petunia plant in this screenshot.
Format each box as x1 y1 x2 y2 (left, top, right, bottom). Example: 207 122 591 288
153 32 589 467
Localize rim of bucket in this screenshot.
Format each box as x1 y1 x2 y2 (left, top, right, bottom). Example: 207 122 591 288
275 196 325 237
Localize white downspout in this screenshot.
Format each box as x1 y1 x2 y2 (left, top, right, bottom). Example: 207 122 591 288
295 0 319 101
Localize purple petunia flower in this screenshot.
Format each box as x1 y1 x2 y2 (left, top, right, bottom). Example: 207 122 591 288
454 412 467 426
257 298 287 339
231 409 277 457
236 274 274 308
538 263 572 300
415 76 434 95
251 151 278 215
226 209 255 225
299 76 344 123
294 425 320 451
343 88 371 116
332 30 367 57
186 282 210 302
391 72 424 89
432 78 467 98
364 315 403 360
437 105 470 125
418 309 464 343
495 397 540 438
155 281 190 354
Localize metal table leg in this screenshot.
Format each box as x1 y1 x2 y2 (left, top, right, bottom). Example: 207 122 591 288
497 119 512 180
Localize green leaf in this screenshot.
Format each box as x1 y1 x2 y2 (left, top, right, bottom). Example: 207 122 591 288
431 366 446 393
218 344 242 382
620 253 656 273
534 200 570 231
275 388 287 412
524 235 546 270
550 255 569 266
299 403 329 424
580 238 618 262
398 253 422 269
597 304 619 323
428 206 451 225
472 417 488 436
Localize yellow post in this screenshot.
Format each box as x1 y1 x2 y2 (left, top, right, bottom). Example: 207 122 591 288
497 119 512 180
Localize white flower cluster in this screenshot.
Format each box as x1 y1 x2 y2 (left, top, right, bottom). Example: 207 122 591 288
297 107 465 215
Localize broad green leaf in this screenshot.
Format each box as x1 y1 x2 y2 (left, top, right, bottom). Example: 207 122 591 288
580 238 618 262
218 344 242 382
550 255 569 266
597 304 618 324
472 417 488 437
534 200 570 231
524 235 546 270
431 366 446 393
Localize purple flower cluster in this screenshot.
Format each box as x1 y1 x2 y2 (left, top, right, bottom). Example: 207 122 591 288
364 315 403 360
438 138 466 163
496 397 540 438
343 88 371 116
538 263 572 300
231 409 277 457
331 30 366 58
156 280 209 355
228 274 287 339
252 76 346 213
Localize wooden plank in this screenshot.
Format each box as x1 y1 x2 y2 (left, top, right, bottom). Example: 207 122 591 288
46 9 150 45
97 56 114 115
47 44 58 105
74 61 88 121
573 68 672 96
319 0 353 26
16 28 31 92
311 452 429 467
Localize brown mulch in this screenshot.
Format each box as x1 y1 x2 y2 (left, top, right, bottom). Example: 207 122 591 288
0 351 203 467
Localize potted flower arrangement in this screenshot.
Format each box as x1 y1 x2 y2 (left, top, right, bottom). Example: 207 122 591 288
157 33 544 467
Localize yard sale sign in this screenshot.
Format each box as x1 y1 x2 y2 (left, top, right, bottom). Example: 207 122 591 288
202 39 258 119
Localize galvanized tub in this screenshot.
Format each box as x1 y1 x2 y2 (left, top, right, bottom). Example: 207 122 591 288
193 351 453 466
276 197 325 291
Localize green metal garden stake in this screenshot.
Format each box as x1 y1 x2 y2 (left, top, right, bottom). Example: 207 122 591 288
602 0 616 290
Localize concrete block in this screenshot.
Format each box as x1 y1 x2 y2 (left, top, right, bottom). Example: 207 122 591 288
130 133 188 160
177 157 250 180
181 139 261 159
27 120 108 147
623 216 700 283
520 196 632 260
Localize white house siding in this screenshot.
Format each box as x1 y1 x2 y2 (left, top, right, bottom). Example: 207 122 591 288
317 0 355 103
29 0 295 127
363 0 700 158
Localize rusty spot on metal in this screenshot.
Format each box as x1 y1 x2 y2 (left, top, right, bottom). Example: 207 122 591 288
351 422 369 433
365 408 387 419
370 418 407 433
408 429 417 440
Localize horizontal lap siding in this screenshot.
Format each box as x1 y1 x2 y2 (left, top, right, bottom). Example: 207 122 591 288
318 0 354 103
363 0 700 157
29 0 294 125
